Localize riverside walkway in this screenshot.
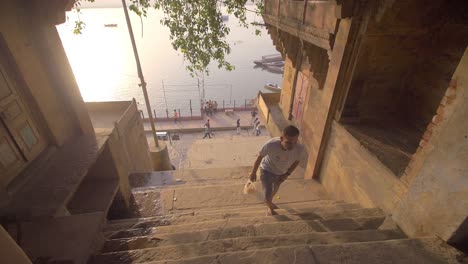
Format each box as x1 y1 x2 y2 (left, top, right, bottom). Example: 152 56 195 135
142 110 257 133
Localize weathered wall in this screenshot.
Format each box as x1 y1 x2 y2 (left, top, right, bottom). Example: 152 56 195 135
302 19 353 179
105 101 153 215
342 0 468 129
279 56 295 120
258 92 284 137
321 122 408 211
393 48 468 242
398 24 468 129
0 0 90 146
342 34 422 121
86 101 134 113
0 225 31 264
33 25 94 136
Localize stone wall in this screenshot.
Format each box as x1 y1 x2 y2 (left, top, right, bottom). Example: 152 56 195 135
320 122 408 211
0 225 31 264
393 48 468 244
257 92 284 137
279 56 295 120
302 18 354 179
86 101 133 113
106 100 153 214
343 24 468 128
0 0 93 147
265 0 468 245
398 24 468 129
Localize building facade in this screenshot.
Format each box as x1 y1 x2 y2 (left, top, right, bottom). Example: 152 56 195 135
0 1 155 262
261 0 468 251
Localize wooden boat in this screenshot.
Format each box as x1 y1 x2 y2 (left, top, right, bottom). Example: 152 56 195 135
254 54 283 65
264 83 281 92
266 65 284 74
104 24 118 27
263 61 284 67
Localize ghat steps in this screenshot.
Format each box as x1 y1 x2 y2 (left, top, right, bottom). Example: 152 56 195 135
88 166 463 264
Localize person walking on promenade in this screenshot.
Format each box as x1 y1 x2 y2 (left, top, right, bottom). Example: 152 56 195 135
205 118 214 137
251 109 258 125
249 125 304 215
255 121 261 136
236 119 241 134
202 123 211 139
173 109 179 123
251 117 259 135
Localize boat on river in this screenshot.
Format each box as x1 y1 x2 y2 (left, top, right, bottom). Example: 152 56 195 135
264 83 281 92
254 54 283 65
266 65 284 74
264 61 284 67
104 24 118 27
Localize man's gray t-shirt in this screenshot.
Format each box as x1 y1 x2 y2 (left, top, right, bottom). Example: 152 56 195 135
259 137 304 175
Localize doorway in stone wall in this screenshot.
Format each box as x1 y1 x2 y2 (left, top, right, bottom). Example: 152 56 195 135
0 41 47 187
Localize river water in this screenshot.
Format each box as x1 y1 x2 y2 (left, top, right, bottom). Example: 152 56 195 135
56 4 282 116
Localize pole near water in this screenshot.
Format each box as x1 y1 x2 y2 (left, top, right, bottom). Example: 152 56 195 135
121 0 159 147
189 100 193 118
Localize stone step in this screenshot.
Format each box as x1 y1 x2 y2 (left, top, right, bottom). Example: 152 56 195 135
181 199 348 214
91 229 406 263
145 237 463 264
107 214 385 240
130 166 306 190
153 179 329 215
183 135 271 169
105 208 383 239
104 201 360 232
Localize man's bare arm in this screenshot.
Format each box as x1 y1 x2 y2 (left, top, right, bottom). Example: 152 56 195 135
287 160 300 175
249 154 264 182
280 160 300 182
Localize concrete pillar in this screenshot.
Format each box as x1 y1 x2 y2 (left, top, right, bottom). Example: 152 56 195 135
149 141 172 171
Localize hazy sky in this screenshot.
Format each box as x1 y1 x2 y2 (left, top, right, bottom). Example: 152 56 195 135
80 0 122 8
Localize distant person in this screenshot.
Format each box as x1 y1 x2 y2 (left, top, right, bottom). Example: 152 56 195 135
251 109 258 124
173 109 179 123
214 101 218 113
236 119 241 134
208 101 213 116
249 125 304 216
202 123 211 139
205 119 214 137
255 121 261 136
252 117 259 135
205 102 211 116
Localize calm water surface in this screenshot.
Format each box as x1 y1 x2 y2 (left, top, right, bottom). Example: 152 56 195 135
57 6 282 116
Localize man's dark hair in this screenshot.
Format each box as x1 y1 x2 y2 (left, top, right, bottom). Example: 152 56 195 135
283 125 300 137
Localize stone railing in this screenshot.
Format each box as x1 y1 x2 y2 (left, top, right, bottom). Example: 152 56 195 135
257 91 288 137
111 99 153 172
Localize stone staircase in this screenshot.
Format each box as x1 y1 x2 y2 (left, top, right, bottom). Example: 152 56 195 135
87 167 463 264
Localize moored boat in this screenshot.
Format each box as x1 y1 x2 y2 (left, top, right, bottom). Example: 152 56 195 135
253 54 283 66
264 83 281 92
266 65 284 74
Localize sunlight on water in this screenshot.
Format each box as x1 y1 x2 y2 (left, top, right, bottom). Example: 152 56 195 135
57 5 282 116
